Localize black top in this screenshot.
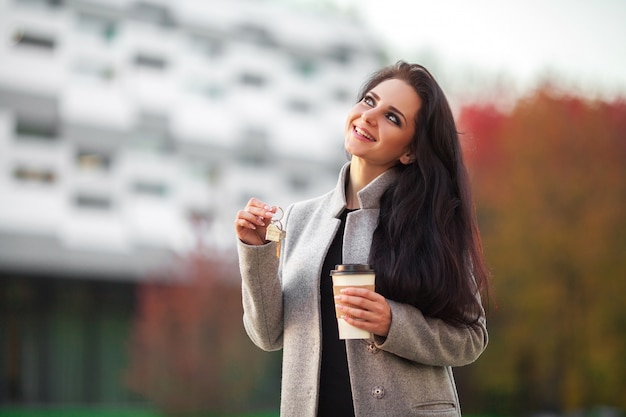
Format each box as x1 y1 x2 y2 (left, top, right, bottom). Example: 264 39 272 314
317 209 355 417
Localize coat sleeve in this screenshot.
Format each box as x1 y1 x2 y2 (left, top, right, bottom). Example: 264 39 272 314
238 240 284 352
373 295 488 367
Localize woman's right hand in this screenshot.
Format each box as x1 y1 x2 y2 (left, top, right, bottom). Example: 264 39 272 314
235 198 278 246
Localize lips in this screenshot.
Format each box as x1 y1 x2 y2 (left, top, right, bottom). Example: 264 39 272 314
354 125 376 142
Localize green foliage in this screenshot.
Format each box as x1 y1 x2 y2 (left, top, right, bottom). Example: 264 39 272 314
0 409 279 417
457 89 626 413
0 408 164 417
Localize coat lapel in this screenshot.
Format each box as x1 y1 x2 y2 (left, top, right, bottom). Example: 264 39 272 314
342 165 399 265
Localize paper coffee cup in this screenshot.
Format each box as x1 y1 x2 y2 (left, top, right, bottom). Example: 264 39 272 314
330 264 375 339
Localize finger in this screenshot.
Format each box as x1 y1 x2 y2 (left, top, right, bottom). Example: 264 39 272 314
336 298 387 318
246 198 277 213
236 209 267 229
334 294 391 322
337 303 391 337
335 293 381 313
244 205 274 221
239 198 277 229
336 303 369 320
235 217 265 245
339 287 381 301
235 198 281 246
336 305 381 332
341 314 386 336
246 197 268 208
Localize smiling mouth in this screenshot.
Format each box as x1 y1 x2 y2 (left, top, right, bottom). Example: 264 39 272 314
354 126 376 141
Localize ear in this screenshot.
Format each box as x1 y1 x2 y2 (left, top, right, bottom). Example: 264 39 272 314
399 152 414 165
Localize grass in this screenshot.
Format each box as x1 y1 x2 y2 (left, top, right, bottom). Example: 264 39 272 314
0 408 279 417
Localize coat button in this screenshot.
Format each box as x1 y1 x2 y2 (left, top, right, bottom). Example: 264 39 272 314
372 386 385 399
367 342 379 354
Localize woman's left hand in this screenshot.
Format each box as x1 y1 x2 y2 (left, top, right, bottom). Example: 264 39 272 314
335 288 391 337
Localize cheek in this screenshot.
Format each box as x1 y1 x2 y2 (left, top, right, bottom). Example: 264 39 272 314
344 110 358 132
404 134 415 151
393 131 414 154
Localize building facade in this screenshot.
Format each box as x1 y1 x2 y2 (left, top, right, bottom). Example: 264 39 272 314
0 0 382 407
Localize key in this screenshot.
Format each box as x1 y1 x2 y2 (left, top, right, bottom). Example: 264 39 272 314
265 208 286 257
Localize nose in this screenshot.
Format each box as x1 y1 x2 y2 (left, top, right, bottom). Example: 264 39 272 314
361 109 377 126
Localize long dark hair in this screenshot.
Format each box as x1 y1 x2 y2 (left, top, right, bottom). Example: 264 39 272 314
365 61 489 327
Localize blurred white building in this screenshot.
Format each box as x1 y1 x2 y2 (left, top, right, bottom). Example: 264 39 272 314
0 0 383 280
0 0 383 407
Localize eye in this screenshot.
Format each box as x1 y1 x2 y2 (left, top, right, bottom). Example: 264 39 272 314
362 95 375 107
386 112 401 126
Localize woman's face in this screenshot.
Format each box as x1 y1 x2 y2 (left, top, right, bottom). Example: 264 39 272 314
344 78 421 171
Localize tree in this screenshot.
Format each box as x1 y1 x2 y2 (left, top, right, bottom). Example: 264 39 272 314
124 247 280 415
456 88 626 413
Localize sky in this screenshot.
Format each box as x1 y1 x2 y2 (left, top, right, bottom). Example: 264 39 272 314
325 0 626 102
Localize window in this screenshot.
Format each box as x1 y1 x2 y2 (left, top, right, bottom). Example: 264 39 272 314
76 12 118 43
239 72 266 88
75 149 112 172
15 118 58 142
286 98 313 114
293 58 316 78
203 84 226 100
13 165 56 184
189 34 224 59
328 45 353 65
15 0 62 8
73 60 115 82
235 23 276 48
131 181 168 197
186 80 226 100
130 1 174 27
74 194 112 210
134 54 167 70
288 174 310 192
130 113 172 153
131 129 170 153
238 127 269 166
186 159 220 185
333 88 353 103
187 209 213 228
10 28 55 51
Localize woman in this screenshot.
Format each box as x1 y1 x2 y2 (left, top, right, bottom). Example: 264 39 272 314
235 61 489 417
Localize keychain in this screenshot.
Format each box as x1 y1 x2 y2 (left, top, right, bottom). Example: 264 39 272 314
265 206 286 257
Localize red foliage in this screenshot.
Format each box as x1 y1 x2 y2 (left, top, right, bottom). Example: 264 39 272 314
456 88 626 413
124 249 272 415
458 104 507 170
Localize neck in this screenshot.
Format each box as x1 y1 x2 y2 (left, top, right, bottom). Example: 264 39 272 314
346 158 388 209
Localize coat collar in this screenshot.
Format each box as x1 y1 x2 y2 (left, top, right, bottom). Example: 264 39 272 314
329 162 400 217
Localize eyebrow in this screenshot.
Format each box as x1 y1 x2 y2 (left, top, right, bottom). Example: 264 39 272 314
369 91 408 125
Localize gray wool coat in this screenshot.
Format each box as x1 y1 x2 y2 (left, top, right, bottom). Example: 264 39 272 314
238 163 488 417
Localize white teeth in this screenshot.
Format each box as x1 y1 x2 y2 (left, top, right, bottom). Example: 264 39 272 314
355 126 375 141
